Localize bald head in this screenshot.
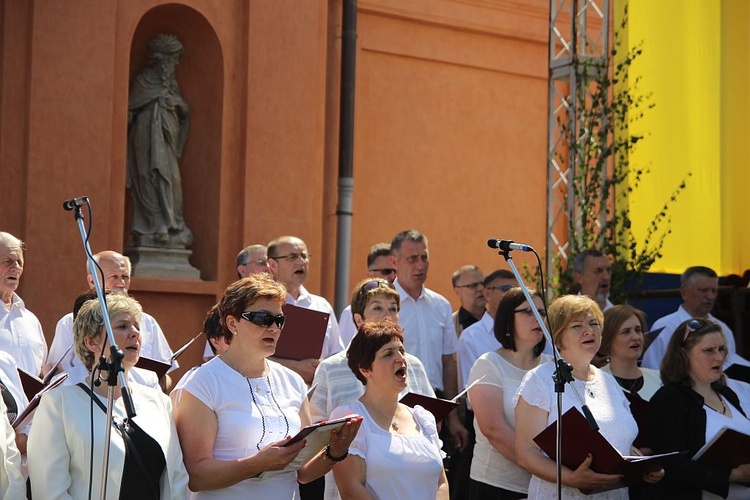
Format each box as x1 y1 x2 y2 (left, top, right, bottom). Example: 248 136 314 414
267 236 309 296
87 251 131 294
0 232 22 250
0 232 25 301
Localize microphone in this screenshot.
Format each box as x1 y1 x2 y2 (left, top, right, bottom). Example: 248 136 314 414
487 239 534 252
62 196 88 211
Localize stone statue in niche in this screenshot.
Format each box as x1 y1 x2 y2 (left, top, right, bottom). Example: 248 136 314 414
127 33 192 248
125 33 200 279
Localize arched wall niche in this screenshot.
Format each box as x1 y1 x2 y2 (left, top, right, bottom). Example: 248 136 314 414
125 3 224 281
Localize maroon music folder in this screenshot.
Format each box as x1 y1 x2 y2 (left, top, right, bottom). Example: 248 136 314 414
400 392 459 422
533 407 679 492
274 304 329 361
694 427 750 468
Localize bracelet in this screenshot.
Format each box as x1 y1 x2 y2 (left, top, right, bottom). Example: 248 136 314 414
324 444 348 463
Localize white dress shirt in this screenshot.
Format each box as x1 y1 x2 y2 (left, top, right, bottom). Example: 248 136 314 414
641 305 750 370
457 312 501 392
338 305 357 348
0 293 47 376
394 279 458 391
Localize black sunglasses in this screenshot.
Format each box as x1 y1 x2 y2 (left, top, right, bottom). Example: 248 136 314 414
682 318 707 344
361 279 394 294
369 268 396 276
240 311 286 329
486 284 515 292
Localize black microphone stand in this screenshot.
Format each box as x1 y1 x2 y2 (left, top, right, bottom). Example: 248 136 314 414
489 241 598 500
65 198 136 500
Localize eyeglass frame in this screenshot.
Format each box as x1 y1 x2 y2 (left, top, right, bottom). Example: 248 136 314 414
268 252 310 262
514 306 547 317
454 281 484 289
485 284 515 292
240 310 286 329
240 258 268 267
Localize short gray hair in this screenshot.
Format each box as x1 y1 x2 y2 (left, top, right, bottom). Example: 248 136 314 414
572 248 605 274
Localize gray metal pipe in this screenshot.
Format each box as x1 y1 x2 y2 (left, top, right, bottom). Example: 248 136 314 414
334 0 358 315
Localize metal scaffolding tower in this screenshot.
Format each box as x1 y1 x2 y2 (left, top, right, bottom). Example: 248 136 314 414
545 0 610 285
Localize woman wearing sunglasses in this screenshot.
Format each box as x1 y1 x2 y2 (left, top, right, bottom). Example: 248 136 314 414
514 295 663 499
466 288 550 499
646 319 750 499
176 274 361 499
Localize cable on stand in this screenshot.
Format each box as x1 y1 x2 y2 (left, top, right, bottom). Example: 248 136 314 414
487 238 599 500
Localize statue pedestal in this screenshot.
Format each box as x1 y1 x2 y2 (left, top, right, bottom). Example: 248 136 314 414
125 246 201 280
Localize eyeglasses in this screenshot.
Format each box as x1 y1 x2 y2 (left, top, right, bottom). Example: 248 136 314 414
486 284 515 292
269 252 309 262
369 268 396 276
682 318 707 344
241 259 268 267
455 281 483 289
514 306 546 317
240 311 286 329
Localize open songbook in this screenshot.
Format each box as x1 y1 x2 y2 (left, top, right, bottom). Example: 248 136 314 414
693 427 750 467
399 375 485 422
533 407 681 492
135 330 204 380
12 372 68 430
260 414 362 478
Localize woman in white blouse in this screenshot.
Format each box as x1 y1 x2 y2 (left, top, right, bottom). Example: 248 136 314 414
467 287 550 499
28 293 188 499
176 274 360 499
514 295 663 499
331 321 448 499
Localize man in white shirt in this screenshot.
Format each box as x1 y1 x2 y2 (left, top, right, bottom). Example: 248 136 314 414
338 242 395 347
0 232 47 377
267 236 343 384
642 266 750 370
457 269 517 391
47 251 175 388
390 230 468 448
235 244 269 279
451 265 486 338
572 248 614 311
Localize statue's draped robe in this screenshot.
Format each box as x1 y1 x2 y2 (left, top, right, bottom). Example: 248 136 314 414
127 65 191 246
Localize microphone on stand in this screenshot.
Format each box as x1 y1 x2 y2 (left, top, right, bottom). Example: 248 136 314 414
487 239 534 253
62 196 88 211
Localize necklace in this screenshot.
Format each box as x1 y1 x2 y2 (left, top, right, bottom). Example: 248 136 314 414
614 375 644 395
705 391 727 415
221 355 288 449
366 402 399 432
247 376 289 450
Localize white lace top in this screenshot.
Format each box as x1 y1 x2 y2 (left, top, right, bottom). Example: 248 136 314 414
514 360 638 500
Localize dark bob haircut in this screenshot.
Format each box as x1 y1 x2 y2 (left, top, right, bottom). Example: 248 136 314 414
494 287 546 357
347 322 404 385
